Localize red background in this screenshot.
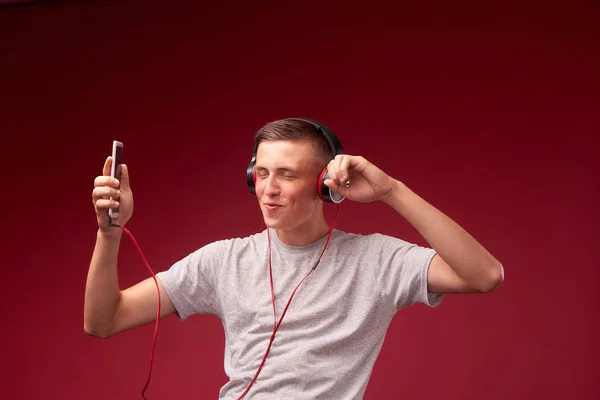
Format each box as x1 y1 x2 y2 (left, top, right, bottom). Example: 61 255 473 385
1 1 598 399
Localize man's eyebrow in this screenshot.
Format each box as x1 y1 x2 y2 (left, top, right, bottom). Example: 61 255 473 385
255 166 298 173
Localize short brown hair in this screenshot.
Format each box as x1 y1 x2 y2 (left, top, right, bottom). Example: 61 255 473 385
254 119 333 168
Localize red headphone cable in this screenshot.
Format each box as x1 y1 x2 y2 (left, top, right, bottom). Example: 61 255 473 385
109 221 161 400
236 204 340 399
108 202 339 400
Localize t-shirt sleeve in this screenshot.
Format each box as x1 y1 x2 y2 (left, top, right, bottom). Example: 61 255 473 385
374 234 444 310
156 241 224 320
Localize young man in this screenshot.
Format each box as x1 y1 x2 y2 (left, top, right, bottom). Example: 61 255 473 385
85 118 503 399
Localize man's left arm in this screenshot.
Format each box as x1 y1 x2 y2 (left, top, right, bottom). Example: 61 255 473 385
324 155 504 294
383 182 503 293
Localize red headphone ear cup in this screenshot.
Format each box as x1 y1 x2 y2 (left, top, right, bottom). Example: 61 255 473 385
253 168 257 184
317 168 328 201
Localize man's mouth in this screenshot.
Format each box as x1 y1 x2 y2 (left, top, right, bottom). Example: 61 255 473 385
264 203 283 211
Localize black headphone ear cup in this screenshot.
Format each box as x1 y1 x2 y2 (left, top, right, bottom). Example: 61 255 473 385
246 157 257 194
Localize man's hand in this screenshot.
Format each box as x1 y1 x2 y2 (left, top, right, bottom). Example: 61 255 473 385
92 156 134 234
323 154 402 203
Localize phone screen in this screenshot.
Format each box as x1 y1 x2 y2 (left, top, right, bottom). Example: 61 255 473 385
113 143 123 181
109 141 123 219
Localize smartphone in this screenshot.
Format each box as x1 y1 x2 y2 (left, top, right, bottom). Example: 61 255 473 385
108 140 123 220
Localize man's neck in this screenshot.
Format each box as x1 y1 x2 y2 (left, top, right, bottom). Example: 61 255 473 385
275 221 331 247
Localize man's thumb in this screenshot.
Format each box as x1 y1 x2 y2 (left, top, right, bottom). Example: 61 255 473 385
120 164 131 189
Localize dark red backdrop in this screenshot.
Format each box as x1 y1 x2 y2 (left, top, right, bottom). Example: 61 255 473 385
1 1 598 399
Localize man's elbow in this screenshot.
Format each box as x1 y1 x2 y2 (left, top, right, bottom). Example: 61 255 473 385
84 319 115 339
477 262 504 293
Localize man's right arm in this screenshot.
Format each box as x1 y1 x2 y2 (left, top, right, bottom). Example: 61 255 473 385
84 157 175 338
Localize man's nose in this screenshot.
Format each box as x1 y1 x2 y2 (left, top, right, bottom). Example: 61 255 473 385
264 175 280 196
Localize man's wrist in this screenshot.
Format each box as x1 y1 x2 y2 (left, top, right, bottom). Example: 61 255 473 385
381 179 408 206
97 226 123 241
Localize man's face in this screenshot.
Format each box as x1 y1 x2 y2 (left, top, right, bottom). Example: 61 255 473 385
254 140 324 231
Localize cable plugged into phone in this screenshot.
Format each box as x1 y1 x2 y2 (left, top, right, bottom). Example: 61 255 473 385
108 217 120 228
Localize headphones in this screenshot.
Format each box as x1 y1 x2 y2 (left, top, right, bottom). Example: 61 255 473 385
246 117 345 203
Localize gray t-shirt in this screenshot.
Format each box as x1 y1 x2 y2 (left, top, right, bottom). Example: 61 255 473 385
157 229 443 399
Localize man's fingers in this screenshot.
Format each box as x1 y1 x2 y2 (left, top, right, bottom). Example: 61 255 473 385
324 178 342 192
119 164 130 190
330 155 355 185
95 199 120 209
328 159 341 183
339 156 351 183
103 156 112 176
93 186 121 202
94 175 120 188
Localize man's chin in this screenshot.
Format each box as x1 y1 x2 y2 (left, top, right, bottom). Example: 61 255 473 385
264 221 282 229
263 218 288 230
